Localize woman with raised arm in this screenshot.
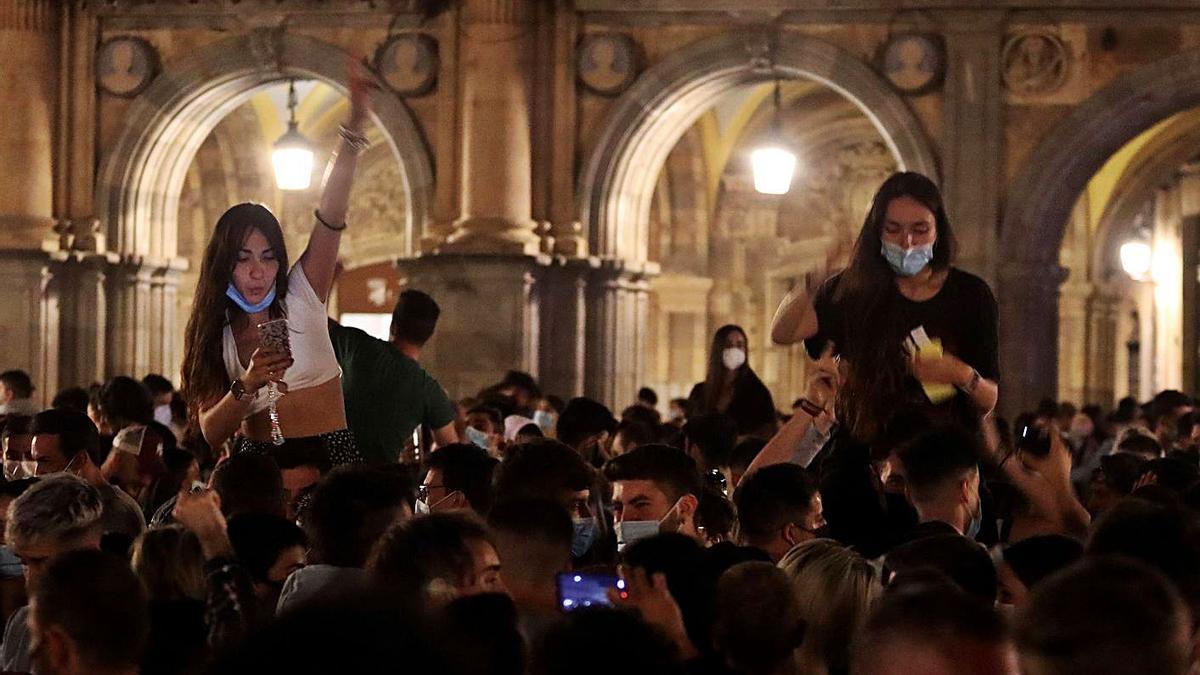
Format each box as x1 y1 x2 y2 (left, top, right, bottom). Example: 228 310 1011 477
770 171 999 444
181 68 374 473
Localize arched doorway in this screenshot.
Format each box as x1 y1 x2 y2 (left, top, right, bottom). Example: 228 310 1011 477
576 28 937 406
93 30 434 381
1000 48 1200 414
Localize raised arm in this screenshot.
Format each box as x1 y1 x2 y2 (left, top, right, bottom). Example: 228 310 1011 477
770 286 819 346
300 63 374 303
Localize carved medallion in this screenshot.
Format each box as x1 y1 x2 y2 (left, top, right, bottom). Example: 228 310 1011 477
1002 31 1070 96
97 37 159 98
577 33 641 96
876 33 945 96
374 34 439 97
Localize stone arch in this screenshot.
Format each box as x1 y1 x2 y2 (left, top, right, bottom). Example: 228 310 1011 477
579 29 939 263
95 29 434 265
999 48 1200 413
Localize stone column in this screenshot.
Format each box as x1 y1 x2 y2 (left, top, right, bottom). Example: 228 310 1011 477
1057 280 1091 404
54 251 114 389
107 263 153 380
1177 161 1200 394
940 11 1004 285
0 0 56 250
1085 288 1124 407
585 261 654 410
536 258 590 399
998 260 1067 418
443 0 539 254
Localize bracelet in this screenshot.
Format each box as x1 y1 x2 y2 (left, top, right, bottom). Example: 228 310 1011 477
796 398 825 418
314 209 347 231
338 124 370 154
957 368 982 395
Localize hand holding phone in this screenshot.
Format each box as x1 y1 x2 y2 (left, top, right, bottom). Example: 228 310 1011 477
257 318 292 357
556 572 624 612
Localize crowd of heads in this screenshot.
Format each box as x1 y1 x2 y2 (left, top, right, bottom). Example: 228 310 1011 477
0 361 1200 675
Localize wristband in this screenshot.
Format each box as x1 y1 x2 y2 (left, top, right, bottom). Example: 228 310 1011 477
314 209 347 231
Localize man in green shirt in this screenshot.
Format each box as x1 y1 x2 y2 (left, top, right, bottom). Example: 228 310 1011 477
329 290 459 465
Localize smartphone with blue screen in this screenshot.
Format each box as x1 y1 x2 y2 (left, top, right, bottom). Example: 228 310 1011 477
555 572 625 612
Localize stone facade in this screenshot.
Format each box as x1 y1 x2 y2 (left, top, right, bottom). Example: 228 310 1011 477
5 0 1200 413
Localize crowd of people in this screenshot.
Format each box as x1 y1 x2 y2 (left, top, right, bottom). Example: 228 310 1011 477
2 72 1200 675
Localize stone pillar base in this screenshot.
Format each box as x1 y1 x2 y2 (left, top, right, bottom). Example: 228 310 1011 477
585 259 657 410
395 253 549 401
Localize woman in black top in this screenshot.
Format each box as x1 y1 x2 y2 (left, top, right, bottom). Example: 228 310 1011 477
688 324 778 439
771 172 998 444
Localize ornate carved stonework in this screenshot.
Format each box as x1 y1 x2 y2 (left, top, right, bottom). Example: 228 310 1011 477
578 33 641 97
97 37 159 98
876 33 946 96
1002 30 1071 96
374 33 438 97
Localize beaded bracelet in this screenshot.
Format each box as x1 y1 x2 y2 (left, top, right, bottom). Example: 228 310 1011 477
338 124 370 154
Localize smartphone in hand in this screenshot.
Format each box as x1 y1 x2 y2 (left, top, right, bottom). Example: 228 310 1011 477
556 572 625 612
257 318 292 357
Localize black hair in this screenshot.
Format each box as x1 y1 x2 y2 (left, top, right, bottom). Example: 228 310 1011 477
603 444 702 503
701 325 750 414
500 371 541 399
1001 535 1082 590
228 513 308 584
306 466 415 568
695 485 737 543
681 413 738 469
713 562 805 675
531 607 682 675
211 452 285 518
0 370 33 399
493 439 594 504
487 498 573 551
390 289 440 346
1117 432 1163 459
620 404 661 428
99 376 154 427
1099 452 1147 494
556 398 617 451
728 438 766 475
466 405 503 433
853 579 1006 674
614 419 656 450
833 172 956 443
1142 457 1200 494
370 511 493 596
884 533 998 605
637 387 658 406
32 549 148 670
733 463 818 540
141 374 174 397
1015 557 1191 675
30 408 101 461
669 398 692 417
0 477 37 500
896 426 983 503
51 387 90 415
425 443 499 515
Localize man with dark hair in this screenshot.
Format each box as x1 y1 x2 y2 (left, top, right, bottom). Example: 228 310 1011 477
371 511 505 602
49 388 89 416
27 549 148 675
637 387 659 409
894 426 985 542
487 499 572 637
884 533 998 604
141 373 175 428
604 444 703 550
1116 430 1163 461
329 288 458 465
277 466 414 614
1015 557 1192 675
611 419 655 458
211 452 287 519
681 413 737 474
851 580 1016 675
227 513 307 615
1 475 106 672
733 463 824 562
493 439 601 560
556 397 617 463
30 408 145 542
421 443 498 515
498 371 541 416
713 562 805 675
0 370 36 417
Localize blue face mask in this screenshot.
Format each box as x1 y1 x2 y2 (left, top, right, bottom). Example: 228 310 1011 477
533 410 557 433
571 517 598 558
0 545 22 580
226 283 277 313
614 520 660 553
466 426 490 451
880 241 934 277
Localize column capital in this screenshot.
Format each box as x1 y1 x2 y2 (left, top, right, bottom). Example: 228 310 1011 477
0 0 55 32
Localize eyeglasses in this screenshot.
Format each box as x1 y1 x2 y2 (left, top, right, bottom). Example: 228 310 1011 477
417 484 444 501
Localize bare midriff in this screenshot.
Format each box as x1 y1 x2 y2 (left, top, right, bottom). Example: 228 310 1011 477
239 376 347 441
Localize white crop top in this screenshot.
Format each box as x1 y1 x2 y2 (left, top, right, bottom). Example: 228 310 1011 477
222 263 342 415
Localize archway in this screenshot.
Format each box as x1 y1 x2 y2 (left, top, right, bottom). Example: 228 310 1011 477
93 30 435 379
1000 48 1200 414
579 28 939 263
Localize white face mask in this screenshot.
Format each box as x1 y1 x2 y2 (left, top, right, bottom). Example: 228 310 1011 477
722 347 746 371
2 459 34 481
414 499 431 515
614 519 660 552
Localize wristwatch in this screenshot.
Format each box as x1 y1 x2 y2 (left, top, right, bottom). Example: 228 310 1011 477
230 378 257 402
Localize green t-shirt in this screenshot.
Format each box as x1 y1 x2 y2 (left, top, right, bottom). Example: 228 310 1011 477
328 320 456 465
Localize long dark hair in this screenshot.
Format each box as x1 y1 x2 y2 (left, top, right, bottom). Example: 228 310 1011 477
833 172 956 443
181 203 289 415
703 324 749 413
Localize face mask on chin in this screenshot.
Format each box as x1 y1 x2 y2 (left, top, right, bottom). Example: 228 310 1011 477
465 426 491 450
